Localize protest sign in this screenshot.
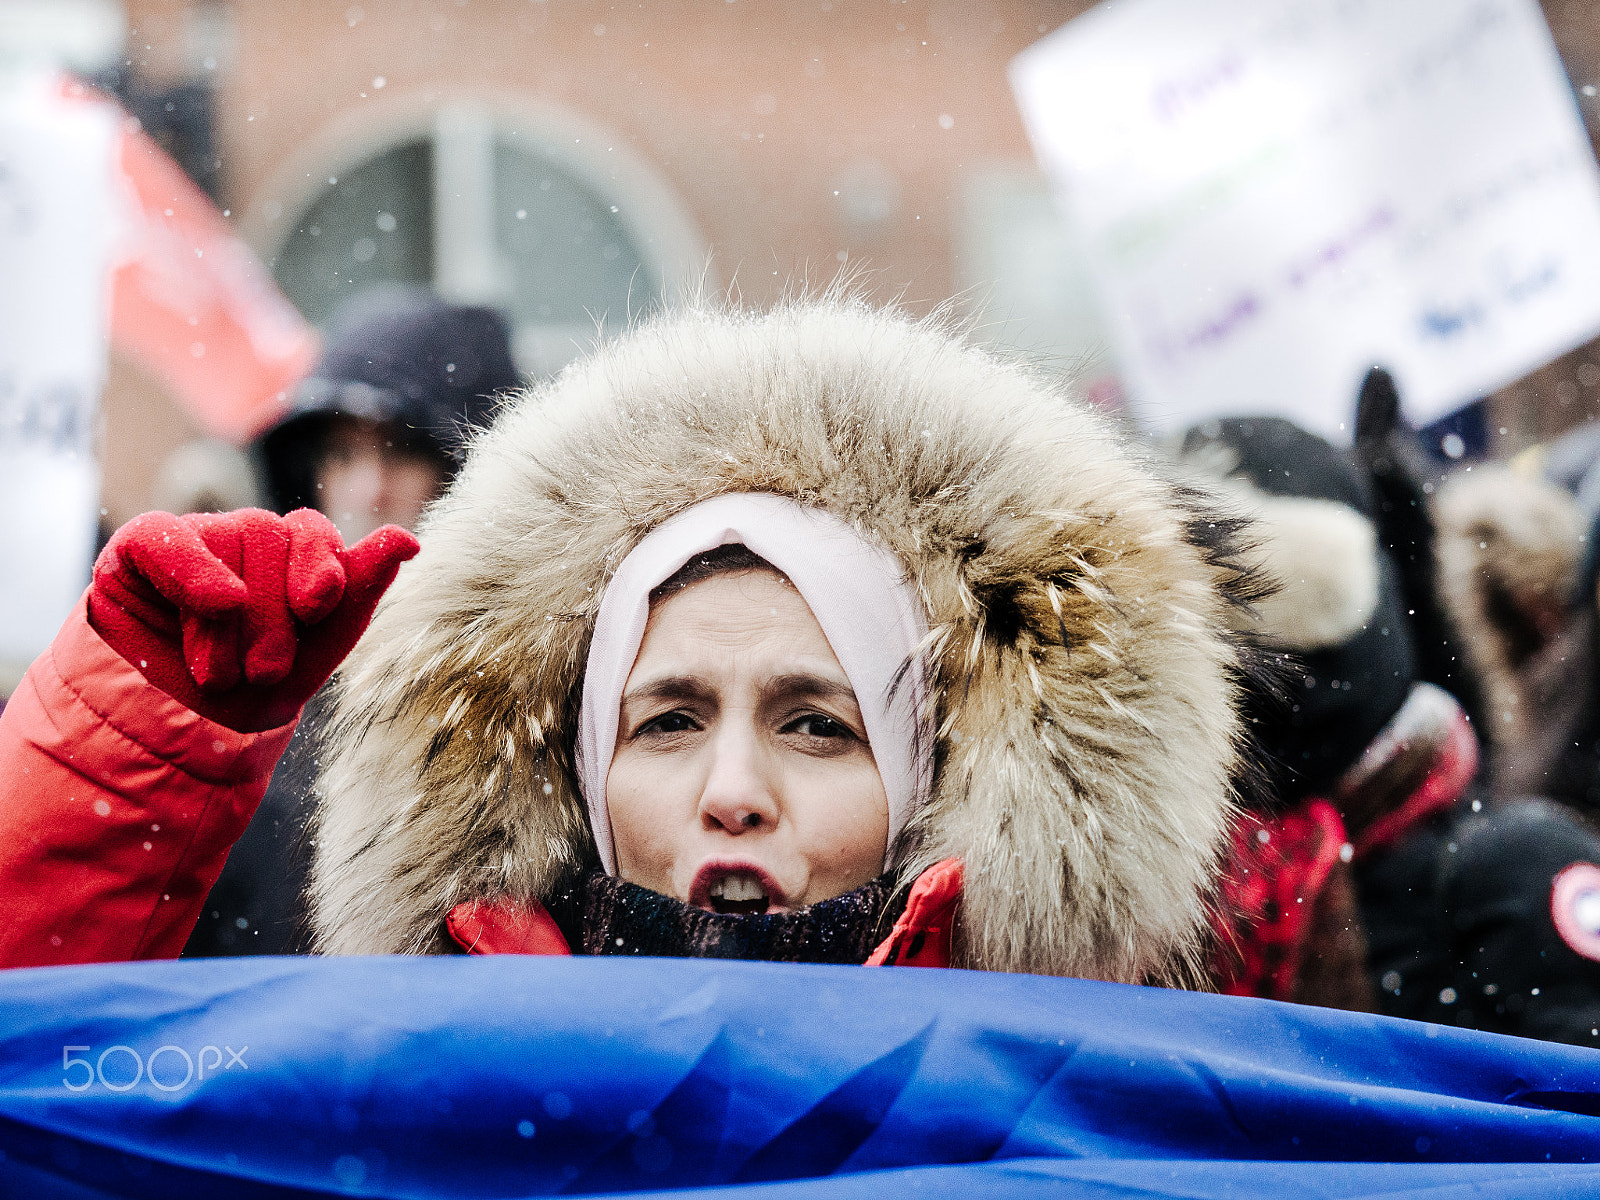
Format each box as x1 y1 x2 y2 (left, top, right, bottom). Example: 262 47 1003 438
1012 0 1600 440
0 74 116 684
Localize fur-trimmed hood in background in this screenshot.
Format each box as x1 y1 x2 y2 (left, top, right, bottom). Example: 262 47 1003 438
1434 467 1584 731
1433 465 1585 794
310 296 1264 983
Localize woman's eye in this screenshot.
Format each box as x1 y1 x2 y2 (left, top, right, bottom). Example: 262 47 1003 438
787 713 851 739
639 711 697 736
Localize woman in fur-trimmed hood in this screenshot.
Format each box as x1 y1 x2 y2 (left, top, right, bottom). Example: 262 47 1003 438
0 295 1262 982
309 296 1263 983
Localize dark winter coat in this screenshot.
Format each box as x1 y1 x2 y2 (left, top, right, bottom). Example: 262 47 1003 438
181 698 323 957
1360 796 1600 1046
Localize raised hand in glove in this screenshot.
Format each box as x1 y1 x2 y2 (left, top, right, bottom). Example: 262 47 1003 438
87 508 419 733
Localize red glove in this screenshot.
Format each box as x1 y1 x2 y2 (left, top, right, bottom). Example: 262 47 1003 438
87 508 420 733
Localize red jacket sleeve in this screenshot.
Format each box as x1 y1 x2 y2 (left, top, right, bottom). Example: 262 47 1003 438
0 596 296 967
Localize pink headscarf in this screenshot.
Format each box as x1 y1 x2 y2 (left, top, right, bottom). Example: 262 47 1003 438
576 493 932 875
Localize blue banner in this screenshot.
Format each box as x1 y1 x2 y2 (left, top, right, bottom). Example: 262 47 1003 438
0 956 1597 1198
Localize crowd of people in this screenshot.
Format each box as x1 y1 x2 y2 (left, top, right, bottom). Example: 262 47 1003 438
3 284 1600 1050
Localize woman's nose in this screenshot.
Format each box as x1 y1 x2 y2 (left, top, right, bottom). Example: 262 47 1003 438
697 723 779 835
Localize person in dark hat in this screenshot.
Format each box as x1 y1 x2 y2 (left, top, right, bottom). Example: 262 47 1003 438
1185 415 1600 1046
257 285 521 540
183 286 521 958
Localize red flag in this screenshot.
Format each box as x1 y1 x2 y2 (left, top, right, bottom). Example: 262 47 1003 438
63 78 318 443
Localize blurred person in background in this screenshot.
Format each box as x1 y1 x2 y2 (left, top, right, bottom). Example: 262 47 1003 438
183 286 520 957
1452 503 1600 819
1186 416 1600 1047
1432 465 1586 803
256 286 520 541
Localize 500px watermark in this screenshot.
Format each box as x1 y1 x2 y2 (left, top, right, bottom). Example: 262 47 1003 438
60 1043 248 1093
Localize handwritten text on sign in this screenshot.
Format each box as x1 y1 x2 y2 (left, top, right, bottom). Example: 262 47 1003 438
0 76 116 680
1012 0 1600 440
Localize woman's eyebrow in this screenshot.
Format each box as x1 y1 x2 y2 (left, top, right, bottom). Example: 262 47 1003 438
763 673 859 706
621 676 715 707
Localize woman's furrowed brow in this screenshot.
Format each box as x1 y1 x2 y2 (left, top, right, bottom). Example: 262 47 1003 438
763 673 859 706
621 676 716 707
619 672 860 711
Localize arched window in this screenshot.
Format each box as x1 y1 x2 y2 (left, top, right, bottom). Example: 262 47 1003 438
262 102 704 375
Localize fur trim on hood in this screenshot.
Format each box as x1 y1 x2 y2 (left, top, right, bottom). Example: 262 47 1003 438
310 296 1264 983
1434 465 1583 758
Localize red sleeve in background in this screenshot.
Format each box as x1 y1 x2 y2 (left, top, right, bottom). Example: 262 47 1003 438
0 598 295 968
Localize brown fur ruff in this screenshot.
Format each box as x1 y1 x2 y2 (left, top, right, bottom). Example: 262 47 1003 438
309 296 1263 983
1433 466 1582 761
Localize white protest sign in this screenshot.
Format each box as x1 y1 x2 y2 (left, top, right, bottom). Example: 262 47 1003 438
1012 0 1600 441
0 74 116 684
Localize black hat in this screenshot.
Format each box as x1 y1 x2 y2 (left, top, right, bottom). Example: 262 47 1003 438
257 286 521 513
1182 416 1417 801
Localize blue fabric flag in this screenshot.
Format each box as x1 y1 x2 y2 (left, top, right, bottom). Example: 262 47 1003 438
0 955 1597 1198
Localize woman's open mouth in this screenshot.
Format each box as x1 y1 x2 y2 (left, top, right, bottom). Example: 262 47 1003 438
690 863 787 915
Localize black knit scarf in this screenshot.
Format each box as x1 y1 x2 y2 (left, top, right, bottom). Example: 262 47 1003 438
539 869 906 965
